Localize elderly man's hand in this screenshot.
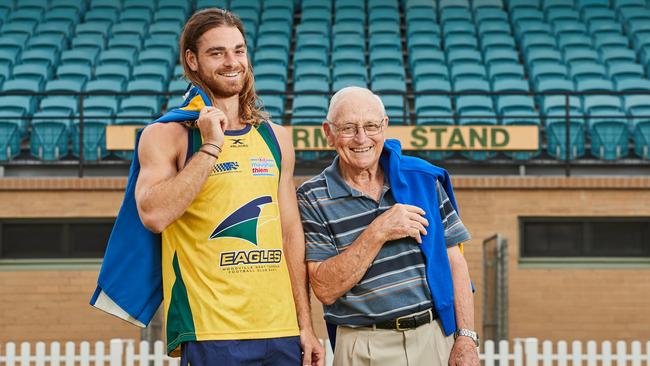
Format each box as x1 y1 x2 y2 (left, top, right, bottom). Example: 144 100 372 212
449 336 479 366
370 203 429 244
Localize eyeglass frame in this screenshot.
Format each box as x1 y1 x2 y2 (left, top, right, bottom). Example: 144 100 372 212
325 116 387 137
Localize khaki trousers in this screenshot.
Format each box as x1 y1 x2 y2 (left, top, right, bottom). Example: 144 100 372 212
333 317 454 366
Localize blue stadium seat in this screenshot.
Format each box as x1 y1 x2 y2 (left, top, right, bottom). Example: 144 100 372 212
475 8 509 24
563 48 599 65
108 34 143 53
576 78 614 92
332 23 364 37
71 114 110 161
440 8 472 24
444 33 478 51
607 62 644 82
446 49 482 65
481 34 516 52
295 35 329 54
379 94 407 124
296 23 328 38
333 35 365 54
450 64 487 82
294 64 330 83
98 49 135 68
369 49 403 68
12 64 50 84
405 6 437 24
409 48 446 70
511 8 544 24
332 64 367 90
71 34 106 53
40 96 79 116
546 8 579 23
255 64 288 84
414 95 454 125
531 63 569 84
95 64 131 84
587 108 630 160
443 20 476 36
439 0 470 9
259 21 293 39
168 78 189 94
368 21 401 36
370 8 400 24
294 78 329 92
369 34 402 53
0 110 23 160
291 95 328 125
569 62 607 82
86 79 125 93
484 48 519 67
615 78 650 91
557 34 592 51
600 46 636 65
521 33 557 54
625 95 650 158
493 78 529 92
137 49 176 70
414 76 451 92
154 8 187 24
256 48 290 67
26 34 66 54
477 20 512 37
132 64 170 84
30 110 71 161
407 21 440 38
144 35 179 54
488 62 525 81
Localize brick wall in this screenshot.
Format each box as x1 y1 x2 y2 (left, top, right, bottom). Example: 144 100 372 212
0 176 648 345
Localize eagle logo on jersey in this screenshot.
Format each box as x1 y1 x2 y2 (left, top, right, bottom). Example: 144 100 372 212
209 196 273 246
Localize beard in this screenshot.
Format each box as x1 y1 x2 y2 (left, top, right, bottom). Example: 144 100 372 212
197 66 246 99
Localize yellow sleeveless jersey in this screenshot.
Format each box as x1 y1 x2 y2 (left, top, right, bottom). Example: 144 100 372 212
161 123 299 356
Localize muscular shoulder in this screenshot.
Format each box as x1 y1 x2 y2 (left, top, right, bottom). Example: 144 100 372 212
138 122 188 166
266 121 291 145
140 122 187 144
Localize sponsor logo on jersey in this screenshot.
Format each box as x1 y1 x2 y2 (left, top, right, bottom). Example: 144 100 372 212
210 161 241 176
250 157 276 177
229 138 248 148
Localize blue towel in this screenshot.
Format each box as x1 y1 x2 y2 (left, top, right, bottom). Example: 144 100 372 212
90 85 209 326
379 139 460 336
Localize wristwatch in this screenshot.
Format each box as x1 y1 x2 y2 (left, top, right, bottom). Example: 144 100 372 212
454 328 480 347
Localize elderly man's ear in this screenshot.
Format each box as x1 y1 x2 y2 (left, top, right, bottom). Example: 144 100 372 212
322 121 335 147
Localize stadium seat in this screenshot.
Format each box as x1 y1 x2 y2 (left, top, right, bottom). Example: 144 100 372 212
94 64 131 84
488 62 525 81
587 108 630 160
0 109 24 161
30 110 71 161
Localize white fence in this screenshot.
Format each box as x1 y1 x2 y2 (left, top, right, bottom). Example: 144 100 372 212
1 338 649 366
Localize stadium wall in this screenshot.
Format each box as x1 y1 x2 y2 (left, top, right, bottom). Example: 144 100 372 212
0 176 648 347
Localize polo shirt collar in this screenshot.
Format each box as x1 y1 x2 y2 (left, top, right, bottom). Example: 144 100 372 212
323 157 390 199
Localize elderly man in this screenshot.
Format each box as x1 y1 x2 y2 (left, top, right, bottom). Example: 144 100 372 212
297 87 479 366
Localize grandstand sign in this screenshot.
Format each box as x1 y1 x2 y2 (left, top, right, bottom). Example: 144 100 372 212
291 126 539 151
106 125 539 151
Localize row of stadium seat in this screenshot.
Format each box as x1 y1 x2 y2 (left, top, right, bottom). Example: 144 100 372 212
2 0 650 163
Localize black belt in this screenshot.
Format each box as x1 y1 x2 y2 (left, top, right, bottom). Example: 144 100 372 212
370 309 436 331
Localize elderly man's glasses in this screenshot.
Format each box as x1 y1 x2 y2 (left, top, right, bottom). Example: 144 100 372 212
328 120 385 137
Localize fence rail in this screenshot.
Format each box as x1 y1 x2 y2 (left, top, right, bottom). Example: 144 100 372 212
1 339 649 366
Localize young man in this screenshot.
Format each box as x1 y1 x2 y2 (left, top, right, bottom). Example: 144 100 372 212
135 9 323 365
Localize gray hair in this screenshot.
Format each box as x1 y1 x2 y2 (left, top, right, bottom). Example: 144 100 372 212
326 86 386 122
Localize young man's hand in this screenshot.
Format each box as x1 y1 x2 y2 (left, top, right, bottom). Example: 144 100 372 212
300 328 325 366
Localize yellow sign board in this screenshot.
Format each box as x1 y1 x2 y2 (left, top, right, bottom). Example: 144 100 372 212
107 125 539 151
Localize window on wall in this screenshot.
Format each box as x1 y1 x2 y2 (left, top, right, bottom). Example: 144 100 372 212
520 217 650 258
0 219 113 259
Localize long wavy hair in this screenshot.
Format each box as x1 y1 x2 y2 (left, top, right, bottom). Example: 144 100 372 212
179 8 268 125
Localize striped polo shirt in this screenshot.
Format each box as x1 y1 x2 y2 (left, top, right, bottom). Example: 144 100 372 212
297 157 471 327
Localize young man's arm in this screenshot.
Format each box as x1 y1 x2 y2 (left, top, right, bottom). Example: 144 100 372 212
270 123 324 366
135 107 225 233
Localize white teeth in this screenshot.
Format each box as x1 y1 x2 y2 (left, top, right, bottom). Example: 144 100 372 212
220 72 239 77
351 147 372 153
